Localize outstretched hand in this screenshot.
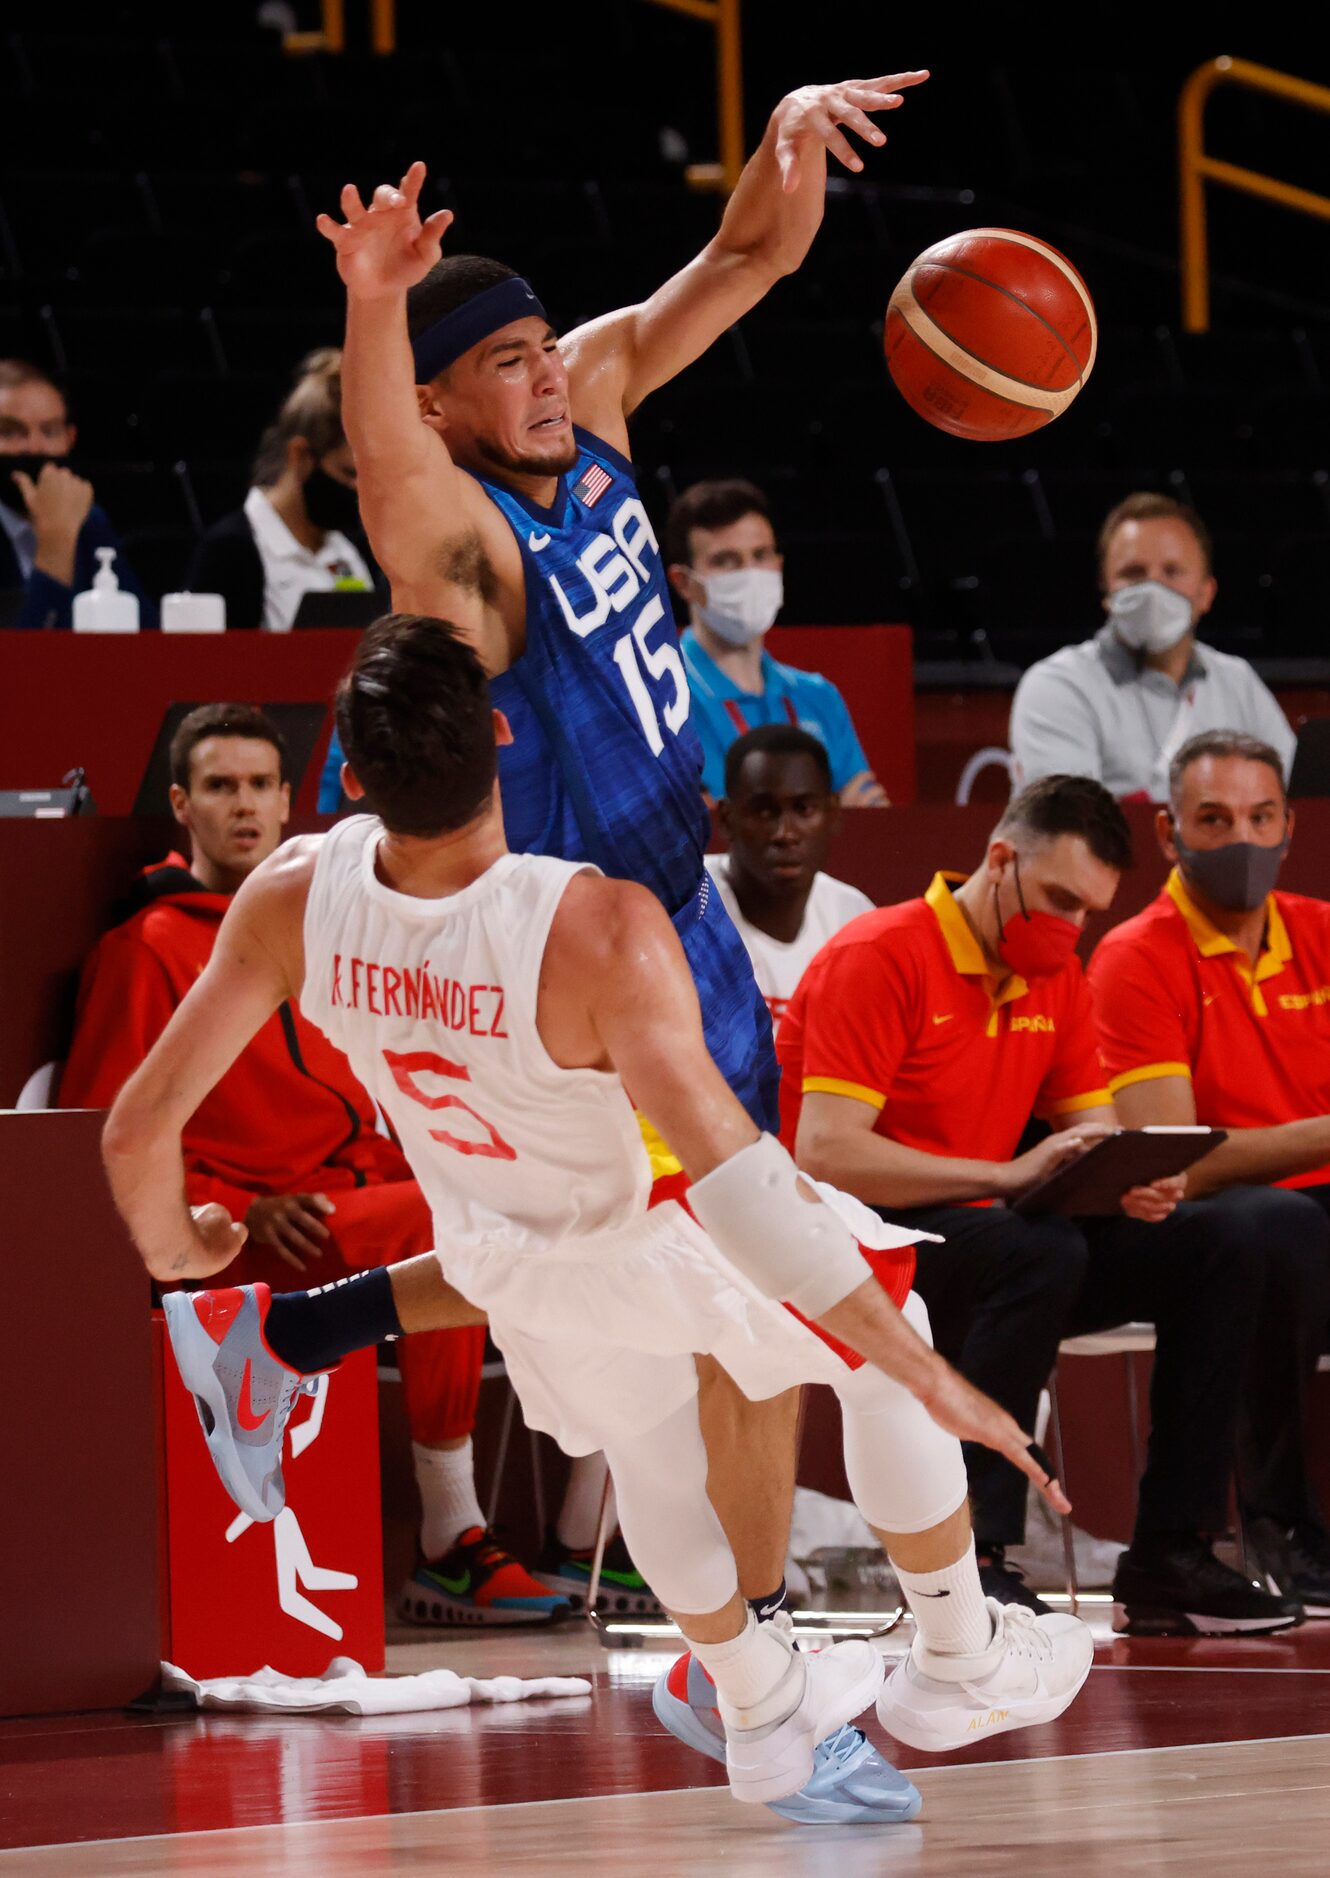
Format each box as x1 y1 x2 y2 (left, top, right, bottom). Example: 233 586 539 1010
921 1356 1073 1517
315 160 454 299
771 72 930 193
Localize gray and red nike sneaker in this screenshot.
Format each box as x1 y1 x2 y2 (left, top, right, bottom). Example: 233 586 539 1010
163 1283 319 1524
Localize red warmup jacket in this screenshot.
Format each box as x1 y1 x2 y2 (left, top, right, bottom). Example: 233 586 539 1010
59 853 412 1217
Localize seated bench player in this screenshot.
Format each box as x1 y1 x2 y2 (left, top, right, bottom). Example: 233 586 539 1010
706 724 873 1036
104 616 1095 1816
779 772 1309 1635
59 701 563 1627
1088 729 1330 1613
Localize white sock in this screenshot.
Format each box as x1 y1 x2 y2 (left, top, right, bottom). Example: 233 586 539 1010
893 1537 995 1657
557 1452 617 1551
690 1608 802 1730
413 1439 485 1560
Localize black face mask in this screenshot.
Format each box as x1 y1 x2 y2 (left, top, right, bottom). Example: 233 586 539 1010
302 466 361 536
3 451 69 510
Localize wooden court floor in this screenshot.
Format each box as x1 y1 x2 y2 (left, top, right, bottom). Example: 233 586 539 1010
7 1612 1330 1875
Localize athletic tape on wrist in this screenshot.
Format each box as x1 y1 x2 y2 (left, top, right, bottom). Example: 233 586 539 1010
688 1133 870 1318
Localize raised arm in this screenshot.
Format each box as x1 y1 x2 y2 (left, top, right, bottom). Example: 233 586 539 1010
563 72 929 434
316 165 509 654
101 843 315 1283
540 874 1068 1511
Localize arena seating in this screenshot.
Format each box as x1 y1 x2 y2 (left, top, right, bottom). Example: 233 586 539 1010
2 20 1329 680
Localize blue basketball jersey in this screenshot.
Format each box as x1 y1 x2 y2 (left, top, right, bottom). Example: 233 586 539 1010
478 427 708 916
469 428 777 1134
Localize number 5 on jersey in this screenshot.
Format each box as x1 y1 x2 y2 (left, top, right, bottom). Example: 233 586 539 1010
383 1049 517 1161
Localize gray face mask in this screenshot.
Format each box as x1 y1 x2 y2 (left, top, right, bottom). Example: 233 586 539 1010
1108 579 1194 655
1174 829 1290 912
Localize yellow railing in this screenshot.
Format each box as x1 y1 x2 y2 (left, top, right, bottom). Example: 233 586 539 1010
285 0 396 55
1179 54 1330 332
644 0 744 193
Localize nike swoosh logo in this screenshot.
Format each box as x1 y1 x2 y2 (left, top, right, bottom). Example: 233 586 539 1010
433 1570 472 1596
237 1359 271 1431
528 531 551 551
914 1588 951 1597
932 1013 954 1026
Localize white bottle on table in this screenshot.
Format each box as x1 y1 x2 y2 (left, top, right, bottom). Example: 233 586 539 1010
72 547 140 634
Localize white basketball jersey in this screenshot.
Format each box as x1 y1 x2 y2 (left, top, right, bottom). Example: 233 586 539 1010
301 816 651 1253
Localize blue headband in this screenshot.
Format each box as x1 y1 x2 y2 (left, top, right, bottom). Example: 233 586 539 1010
410 277 549 381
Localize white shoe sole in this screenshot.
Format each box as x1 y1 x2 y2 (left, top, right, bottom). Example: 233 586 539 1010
727 1645 885 1805
1112 1601 1301 1636
163 1291 276 1526
876 1648 1092 1754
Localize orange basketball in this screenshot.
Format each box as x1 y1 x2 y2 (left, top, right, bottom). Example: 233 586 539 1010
884 228 1097 441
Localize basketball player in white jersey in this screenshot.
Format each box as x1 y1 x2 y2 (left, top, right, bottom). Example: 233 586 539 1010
105 616 1093 1809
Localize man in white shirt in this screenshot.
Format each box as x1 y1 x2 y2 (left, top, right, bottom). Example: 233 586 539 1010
707 724 874 1032
241 480 373 635
1009 491 1295 802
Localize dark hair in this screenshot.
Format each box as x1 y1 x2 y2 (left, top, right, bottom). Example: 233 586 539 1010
723 723 832 800
169 703 289 792
1168 729 1287 806
252 347 345 487
995 774 1133 872
335 614 496 837
406 255 521 375
1097 490 1214 582
665 478 773 567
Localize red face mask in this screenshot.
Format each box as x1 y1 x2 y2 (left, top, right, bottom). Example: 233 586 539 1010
994 856 1082 980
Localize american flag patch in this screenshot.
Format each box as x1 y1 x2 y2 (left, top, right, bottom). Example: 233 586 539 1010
572 463 612 508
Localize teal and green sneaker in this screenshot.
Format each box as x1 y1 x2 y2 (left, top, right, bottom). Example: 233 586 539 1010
535 1529 664 1617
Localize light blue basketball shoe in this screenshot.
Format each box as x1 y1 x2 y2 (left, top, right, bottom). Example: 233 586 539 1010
652 1641 922 1825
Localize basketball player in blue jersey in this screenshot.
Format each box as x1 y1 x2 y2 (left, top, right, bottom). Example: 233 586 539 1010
314 75 930 1824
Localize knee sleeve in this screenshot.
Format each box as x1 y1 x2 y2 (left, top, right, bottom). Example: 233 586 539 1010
834 1294 970 1535
605 1397 739 1616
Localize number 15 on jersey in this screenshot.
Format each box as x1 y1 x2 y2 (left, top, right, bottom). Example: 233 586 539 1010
611 595 690 756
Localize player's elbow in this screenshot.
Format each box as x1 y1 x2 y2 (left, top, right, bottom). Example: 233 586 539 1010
102 1080 167 1173
101 1095 143 1173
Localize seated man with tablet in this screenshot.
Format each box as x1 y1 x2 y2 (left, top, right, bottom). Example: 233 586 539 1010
780 774 1311 1636
1090 729 1330 1615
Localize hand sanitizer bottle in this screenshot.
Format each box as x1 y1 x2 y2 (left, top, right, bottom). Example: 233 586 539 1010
73 547 140 633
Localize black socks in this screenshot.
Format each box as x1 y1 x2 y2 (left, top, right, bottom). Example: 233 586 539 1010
263 1266 404 1374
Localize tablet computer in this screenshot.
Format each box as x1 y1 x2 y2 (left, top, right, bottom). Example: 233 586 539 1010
291 590 382 631
1012 1126 1227 1218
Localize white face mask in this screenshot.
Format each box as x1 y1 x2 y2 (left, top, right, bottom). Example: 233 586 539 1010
697 567 784 647
1108 579 1194 655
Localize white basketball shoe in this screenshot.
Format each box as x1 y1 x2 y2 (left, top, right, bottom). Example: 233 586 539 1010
876 1598 1093 1752
723 1623 886 1805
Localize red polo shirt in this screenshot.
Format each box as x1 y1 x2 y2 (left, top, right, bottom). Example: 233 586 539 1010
778 872 1110 1164
1088 870 1330 1189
